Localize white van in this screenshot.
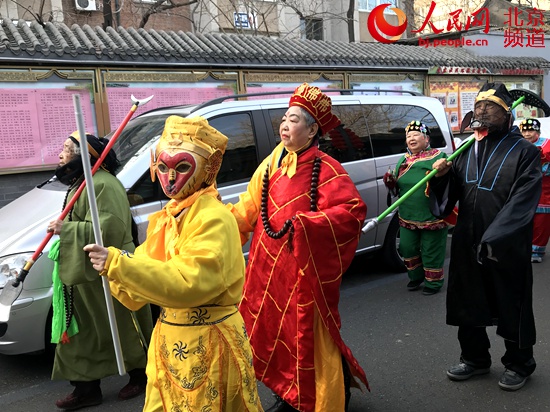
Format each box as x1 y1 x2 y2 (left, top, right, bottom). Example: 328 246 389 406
0 91 454 355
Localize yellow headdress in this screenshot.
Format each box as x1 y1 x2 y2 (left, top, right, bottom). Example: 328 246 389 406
151 116 228 188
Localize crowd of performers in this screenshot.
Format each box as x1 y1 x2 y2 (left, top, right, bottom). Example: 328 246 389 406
45 81 547 411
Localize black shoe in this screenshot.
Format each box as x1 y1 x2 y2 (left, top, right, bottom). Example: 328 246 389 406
118 381 146 400
55 391 102 410
407 279 423 291
498 369 528 391
422 287 439 296
447 362 490 381
265 394 298 412
119 368 147 400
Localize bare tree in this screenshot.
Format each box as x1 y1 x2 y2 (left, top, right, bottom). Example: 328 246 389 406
186 0 353 40
139 0 198 28
346 0 355 42
404 0 415 37
5 0 49 24
278 0 353 41
1 0 403 43
1 0 355 42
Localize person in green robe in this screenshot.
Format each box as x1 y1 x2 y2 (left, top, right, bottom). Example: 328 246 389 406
384 120 449 295
47 132 153 411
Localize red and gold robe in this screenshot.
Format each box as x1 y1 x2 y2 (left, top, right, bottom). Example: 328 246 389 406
228 143 368 411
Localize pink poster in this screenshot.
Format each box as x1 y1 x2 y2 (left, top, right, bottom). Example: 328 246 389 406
0 90 42 168
246 86 341 100
106 86 234 132
36 89 95 165
0 88 95 169
246 86 296 100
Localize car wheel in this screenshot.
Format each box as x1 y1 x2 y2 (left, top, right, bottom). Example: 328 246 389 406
381 213 406 273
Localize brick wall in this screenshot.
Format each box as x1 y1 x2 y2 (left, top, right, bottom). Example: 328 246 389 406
61 0 192 31
0 171 55 209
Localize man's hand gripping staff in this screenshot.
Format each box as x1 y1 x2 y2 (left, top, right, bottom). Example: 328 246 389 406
362 95 526 234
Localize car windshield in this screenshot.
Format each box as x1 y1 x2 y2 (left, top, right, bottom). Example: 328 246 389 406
109 114 172 168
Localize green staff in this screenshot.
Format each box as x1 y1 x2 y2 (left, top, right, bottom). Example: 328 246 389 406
362 95 526 234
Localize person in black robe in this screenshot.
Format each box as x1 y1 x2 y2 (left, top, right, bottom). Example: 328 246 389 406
430 82 542 391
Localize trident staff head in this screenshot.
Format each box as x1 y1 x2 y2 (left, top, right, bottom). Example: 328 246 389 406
131 94 154 107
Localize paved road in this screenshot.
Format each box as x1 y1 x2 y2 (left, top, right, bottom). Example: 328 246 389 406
1 240 549 411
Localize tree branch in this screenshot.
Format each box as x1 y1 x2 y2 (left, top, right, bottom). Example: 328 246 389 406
139 0 199 28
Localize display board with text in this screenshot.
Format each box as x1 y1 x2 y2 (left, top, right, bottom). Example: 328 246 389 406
429 80 485 132
0 86 95 172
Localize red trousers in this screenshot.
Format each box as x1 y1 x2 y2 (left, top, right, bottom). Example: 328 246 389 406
533 212 550 256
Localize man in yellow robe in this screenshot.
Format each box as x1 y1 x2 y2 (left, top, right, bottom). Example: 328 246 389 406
84 116 263 412
227 83 369 412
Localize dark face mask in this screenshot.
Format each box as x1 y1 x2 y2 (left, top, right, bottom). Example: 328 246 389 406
471 101 509 133
55 157 83 186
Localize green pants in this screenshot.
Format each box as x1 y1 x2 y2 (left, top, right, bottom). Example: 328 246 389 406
399 226 448 290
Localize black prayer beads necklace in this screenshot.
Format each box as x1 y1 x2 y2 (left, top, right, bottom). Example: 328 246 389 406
261 155 321 239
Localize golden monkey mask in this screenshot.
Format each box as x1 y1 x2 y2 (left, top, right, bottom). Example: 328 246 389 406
150 116 227 200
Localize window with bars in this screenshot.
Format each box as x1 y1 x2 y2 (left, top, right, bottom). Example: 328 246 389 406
302 17 323 41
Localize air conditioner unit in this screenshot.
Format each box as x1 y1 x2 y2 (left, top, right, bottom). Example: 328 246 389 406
75 0 97 11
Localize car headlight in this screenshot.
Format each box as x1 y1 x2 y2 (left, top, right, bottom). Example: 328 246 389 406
0 253 33 288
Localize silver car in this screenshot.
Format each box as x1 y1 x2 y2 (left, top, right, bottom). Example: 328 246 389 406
0 92 454 355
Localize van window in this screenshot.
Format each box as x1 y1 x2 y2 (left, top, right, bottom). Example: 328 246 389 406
208 113 259 185
113 115 169 168
127 172 166 206
326 105 373 163
364 105 446 157
267 105 374 164
267 108 285 145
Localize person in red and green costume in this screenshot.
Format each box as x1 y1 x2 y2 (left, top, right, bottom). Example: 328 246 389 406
519 118 550 263
384 121 449 295
227 83 369 412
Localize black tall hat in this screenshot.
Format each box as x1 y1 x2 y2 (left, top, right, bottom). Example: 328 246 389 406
475 82 514 112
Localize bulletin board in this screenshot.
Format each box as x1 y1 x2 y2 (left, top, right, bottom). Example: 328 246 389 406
429 76 544 132
0 85 95 172
429 79 486 132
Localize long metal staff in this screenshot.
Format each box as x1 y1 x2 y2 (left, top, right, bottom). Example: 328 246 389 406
73 94 126 376
73 94 126 375
362 95 526 234
0 94 153 323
